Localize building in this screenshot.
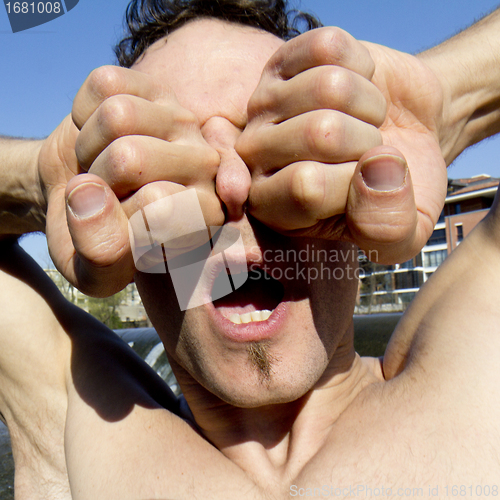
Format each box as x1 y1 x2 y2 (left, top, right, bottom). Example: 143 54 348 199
118 283 151 328
357 175 499 314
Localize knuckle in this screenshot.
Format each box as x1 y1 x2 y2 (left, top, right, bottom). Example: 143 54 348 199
289 163 326 213
107 136 137 167
305 112 342 157
316 66 353 107
348 201 416 247
105 137 141 185
97 95 136 140
309 27 350 66
87 66 126 101
360 220 413 247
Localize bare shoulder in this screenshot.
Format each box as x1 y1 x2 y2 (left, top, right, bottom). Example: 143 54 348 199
306 194 500 487
64 397 264 499
331 198 500 483
63 324 265 499
383 195 500 401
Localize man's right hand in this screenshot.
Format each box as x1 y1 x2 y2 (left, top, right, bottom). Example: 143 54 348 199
40 66 223 297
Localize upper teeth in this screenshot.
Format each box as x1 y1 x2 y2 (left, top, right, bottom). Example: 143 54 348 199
228 310 272 324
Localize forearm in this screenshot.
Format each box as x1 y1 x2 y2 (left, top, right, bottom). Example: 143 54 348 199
418 8 500 164
0 137 46 237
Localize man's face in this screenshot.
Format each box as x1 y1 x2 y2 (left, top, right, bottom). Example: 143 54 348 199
133 19 359 408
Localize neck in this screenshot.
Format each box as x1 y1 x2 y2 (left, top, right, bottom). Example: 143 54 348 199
172 350 381 481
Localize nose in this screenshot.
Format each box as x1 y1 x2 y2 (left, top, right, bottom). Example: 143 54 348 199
201 117 251 222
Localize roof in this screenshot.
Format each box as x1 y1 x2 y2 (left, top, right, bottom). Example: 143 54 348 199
448 175 499 196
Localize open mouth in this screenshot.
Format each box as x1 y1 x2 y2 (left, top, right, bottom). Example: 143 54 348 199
211 268 285 325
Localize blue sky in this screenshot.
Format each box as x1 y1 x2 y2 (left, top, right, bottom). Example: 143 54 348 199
1 0 499 265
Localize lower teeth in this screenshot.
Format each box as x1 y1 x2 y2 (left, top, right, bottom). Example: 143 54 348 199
228 309 272 324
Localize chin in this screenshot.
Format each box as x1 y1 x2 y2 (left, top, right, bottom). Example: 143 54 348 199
216 383 311 408
192 342 329 408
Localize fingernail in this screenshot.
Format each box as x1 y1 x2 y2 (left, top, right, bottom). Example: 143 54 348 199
67 183 106 219
361 154 407 192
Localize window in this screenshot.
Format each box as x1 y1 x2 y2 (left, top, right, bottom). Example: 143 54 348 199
456 224 464 242
394 270 424 290
398 259 412 269
424 249 448 268
427 228 447 246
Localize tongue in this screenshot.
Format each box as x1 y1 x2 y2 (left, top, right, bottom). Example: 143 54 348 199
212 269 284 315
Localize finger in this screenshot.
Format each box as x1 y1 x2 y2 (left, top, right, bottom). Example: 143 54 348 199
119 181 225 230
240 110 382 173
266 27 376 81
346 146 430 264
76 95 199 171
249 161 356 230
72 66 170 129
63 174 135 297
88 135 220 199
249 65 386 126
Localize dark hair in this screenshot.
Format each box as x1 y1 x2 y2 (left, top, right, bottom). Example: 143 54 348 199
115 0 322 67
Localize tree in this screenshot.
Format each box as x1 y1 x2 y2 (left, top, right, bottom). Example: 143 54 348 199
86 291 127 329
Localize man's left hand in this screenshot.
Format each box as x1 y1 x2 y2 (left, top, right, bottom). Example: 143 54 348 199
236 27 447 264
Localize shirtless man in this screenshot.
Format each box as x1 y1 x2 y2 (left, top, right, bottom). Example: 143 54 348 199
0 1 499 498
